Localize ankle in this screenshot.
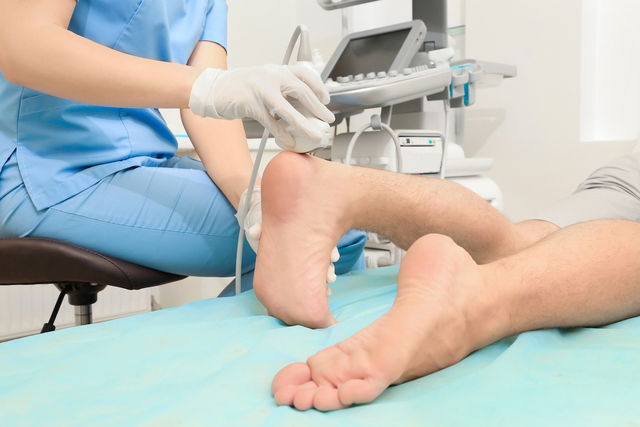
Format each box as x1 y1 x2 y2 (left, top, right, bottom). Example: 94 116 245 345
310 157 360 232
465 265 513 349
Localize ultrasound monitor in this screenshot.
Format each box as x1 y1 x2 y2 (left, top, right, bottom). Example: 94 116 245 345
328 29 411 80
322 20 427 81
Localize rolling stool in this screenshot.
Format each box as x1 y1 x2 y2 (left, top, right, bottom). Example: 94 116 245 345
0 238 186 333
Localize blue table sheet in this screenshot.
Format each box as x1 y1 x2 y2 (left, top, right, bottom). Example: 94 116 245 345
1 266 639 426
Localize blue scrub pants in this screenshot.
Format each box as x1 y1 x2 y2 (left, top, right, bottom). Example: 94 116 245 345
0 152 366 286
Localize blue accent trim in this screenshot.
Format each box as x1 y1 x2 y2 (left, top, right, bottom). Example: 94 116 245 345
464 83 470 106
451 64 476 71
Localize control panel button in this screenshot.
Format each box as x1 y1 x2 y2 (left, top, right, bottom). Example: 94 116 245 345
354 73 365 81
377 71 387 78
403 68 413 75
366 72 377 79
337 76 350 83
389 70 399 77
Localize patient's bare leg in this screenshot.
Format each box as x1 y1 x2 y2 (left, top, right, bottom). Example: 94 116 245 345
273 220 640 411
255 152 541 329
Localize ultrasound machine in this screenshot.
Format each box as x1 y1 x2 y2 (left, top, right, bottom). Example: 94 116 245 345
311 0 516 267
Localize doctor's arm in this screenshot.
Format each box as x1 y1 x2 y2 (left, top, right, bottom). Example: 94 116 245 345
0 0 198 108
181 42 254 209
0 0 333 148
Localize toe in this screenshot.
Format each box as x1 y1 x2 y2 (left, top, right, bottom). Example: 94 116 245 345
313 385 344 412
327 263 337 284
293 382 319 411
272 363 311 395
331 247 340 263
274 385 298 406
338 378 389 408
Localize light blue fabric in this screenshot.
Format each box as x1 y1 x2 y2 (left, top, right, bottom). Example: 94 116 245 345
0 151 365 277
0 0 228 210
1 266 639 426
0 0 365 278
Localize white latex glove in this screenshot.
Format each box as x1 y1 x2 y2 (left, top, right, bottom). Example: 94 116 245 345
237 187 340 285
189 65 335 151
237 186 263 254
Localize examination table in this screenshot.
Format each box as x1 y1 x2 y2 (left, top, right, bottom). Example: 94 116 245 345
1 266 639 426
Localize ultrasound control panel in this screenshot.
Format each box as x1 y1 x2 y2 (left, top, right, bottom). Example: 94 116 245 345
325 64 453 112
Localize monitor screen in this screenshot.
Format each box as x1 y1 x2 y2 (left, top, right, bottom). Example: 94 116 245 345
328 29 411 80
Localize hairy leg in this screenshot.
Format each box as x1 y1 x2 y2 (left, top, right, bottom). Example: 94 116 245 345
489 219 640 330
342 160 528 264
274 219 640 410
255 153 536 328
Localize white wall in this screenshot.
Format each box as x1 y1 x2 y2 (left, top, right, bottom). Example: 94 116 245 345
343 0 412 33
448 0 465 28
465 0 638 221
227 0 343 67
227 0 465 67
580 0 640 143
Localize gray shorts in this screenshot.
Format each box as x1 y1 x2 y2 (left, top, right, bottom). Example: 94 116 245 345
534 153 640 228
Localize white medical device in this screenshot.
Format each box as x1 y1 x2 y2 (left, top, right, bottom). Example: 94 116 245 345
314 3 515 272
320 21 453 114
327 64 452 113
319 130 444 174
285 114 332 154
322 20 427 81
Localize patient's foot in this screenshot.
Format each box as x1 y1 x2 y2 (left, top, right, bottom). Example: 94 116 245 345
254 152 351 328
272 234 503 411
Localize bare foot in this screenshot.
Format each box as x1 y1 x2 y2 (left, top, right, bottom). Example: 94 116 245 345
272 234 505 411
254 152 351 328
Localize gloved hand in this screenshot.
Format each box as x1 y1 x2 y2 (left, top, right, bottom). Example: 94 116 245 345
237 186 263 255
189 65 335 151
237 186 340 285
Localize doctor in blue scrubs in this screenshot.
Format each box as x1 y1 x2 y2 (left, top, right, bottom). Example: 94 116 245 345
0 0 365 288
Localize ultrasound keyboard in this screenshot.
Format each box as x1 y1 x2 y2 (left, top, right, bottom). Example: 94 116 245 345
326 65 453 111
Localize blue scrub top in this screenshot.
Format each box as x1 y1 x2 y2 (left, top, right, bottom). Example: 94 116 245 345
0 0 228 210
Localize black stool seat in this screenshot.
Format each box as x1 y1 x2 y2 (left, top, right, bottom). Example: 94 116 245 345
0 238 185 289
1 237 187 332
